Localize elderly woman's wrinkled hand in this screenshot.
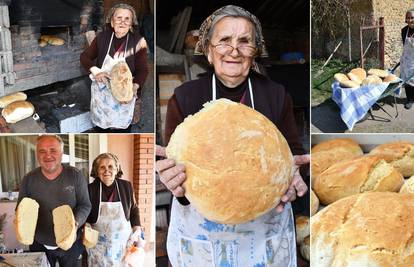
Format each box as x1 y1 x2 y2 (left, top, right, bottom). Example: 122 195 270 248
276 154 310 213
156 145 186 197
94 71 111 85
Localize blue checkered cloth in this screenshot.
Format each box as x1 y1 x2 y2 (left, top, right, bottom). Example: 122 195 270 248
332 82 391 130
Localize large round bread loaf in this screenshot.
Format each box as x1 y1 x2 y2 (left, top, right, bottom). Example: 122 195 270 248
311 192 414 266
110 62 134 102
369 141 414 177
53 205 76 250
311 138 363 178
2 101 34 123
166 99 294 224
313 155 403 205
0 92 27 108
295 215 309 244
15 197 39 245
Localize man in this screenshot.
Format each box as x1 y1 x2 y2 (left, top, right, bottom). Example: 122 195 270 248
16 135 91 267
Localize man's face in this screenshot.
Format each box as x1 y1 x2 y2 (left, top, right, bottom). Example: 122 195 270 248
36 137 63 175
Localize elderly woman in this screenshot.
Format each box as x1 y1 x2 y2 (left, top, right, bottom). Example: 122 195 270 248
156 5 309 266
80 3 149 132
401 8 414 109
86 153 141 266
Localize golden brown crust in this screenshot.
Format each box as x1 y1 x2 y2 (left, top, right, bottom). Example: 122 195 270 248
311 138 363 178
313 155 403 205
15 197 39 245
0 92 27 108
368 68 389 78
383 74 399 83
340 79 360 88
166 99 293 224
311 192 414 266
53 205 76 251
369 141 414 177
110 62 134 102
334 73 349 83
310 189 319 216
347 68 366 84
361 75 383 86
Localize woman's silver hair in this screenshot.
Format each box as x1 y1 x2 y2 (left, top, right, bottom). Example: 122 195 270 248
407 8 414 13
206 6 260 47
90 153 123 180
106 3 139 30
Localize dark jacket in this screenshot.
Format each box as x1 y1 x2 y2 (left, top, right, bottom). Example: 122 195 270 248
401 25 414 45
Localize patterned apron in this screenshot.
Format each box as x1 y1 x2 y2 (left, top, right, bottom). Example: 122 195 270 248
400 29 414 86
90 32 136 129
87 180 132 267
166 74 297 267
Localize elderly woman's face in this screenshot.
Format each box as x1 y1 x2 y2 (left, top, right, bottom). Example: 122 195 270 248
208 17 256 86
98 158 117 186
111 8 133 37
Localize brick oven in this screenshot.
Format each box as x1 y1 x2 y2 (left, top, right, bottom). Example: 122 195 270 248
0 0 103 97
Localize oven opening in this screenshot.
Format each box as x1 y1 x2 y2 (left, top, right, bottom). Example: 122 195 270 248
39 26 71 48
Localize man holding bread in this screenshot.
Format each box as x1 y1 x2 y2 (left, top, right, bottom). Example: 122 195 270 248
16 135 91 267
401 8 414 109
156 5 308 267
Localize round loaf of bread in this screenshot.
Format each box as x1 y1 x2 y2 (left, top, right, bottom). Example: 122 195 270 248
347 68 366 84
83 225 99 248
368 68 388 78
334 73 349 83
0 92 27 108
311 189 319 216
166 99 294 224
2 101 35 123
313 155 403 205
383 74 399 83
361 75 382 86
311 138 363 178
400 176 414 194
48 37 65 46
340 80 360 88
369 141 414 177
300 236 310 261
311 192 414 266
110 62 134 102
53 205 76 251
15 197 39 245
295 215 309 244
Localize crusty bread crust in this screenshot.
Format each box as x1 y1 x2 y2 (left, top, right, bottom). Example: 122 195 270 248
166 99 294 224
15 197 39 245
53 205 76 251
110 62 134 102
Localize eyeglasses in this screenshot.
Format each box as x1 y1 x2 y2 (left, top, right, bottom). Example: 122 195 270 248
210 43 257 57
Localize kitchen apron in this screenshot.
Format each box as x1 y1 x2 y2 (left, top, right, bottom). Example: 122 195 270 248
90 32 135 129
400 29 414 86
166 74 297 267
87 180 132 267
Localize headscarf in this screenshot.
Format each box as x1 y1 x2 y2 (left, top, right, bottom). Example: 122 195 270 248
194 5 268 58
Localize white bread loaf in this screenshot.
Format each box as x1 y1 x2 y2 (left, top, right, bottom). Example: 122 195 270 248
361 75 383 86
295 215 309 244
334 73 349 83
310 189 319 216
53 205 76 251
166 99 294 224
300 236 310 261
368 68 388 78
339 80 360 88
347 68 366 84
383 74 399 83
2 101 34 123
110 62 134 102
313 155 403 205
311 138 363 178
369 141 414 177
0 92 27 108
15 197 39 245
83 225 99 248
311 192 414 266
400 175 414 194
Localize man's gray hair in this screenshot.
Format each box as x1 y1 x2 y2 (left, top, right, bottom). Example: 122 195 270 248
37 134 64 151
